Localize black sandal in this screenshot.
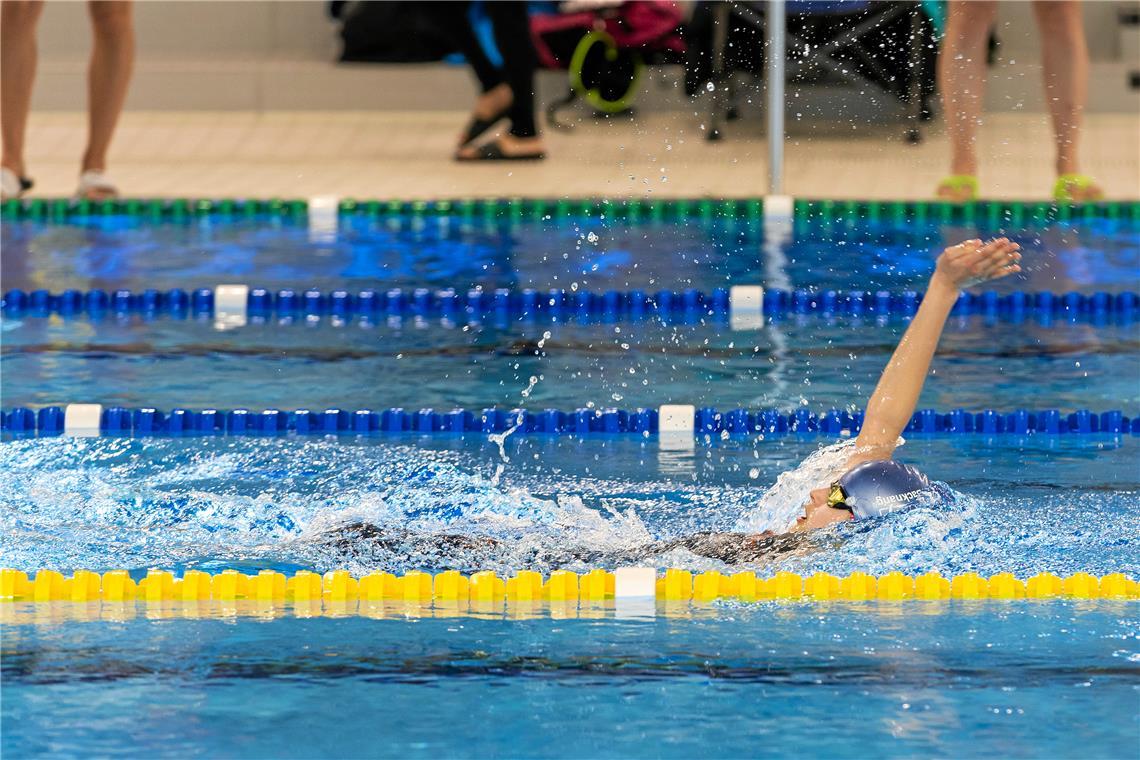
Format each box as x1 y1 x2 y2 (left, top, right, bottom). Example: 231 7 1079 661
455 141 546 162
459 108 510 149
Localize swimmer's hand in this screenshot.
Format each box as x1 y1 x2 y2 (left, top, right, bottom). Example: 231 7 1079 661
844 237 1021 469
933 238 1021 290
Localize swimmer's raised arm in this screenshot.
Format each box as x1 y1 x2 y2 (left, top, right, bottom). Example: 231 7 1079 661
846 238 1021 467
793 239 1019 532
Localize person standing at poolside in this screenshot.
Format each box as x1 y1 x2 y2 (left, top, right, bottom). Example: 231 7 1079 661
1 0 135 200
936 1 1102 202
433 1 547 162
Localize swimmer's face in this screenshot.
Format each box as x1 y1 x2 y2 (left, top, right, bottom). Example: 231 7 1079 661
794 486 854 531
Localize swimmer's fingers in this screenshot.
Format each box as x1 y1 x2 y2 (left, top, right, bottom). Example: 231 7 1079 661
936 238 1022 288
982 254 1022 281
957 237 1011 269
943 238 984 264
950 238 1021 284
974 240 1022 281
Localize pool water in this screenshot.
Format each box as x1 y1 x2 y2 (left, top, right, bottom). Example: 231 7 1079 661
3 317 1138 413
2 207 1139 758
3 211 1138 293
3 602 1137 759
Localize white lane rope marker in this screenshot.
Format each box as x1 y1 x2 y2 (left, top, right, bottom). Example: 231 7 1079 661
64 403 103 437
308 195 340 244
214 284 250 330
729 285 765 330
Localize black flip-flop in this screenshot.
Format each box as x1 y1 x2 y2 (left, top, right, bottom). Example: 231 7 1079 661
459 108 510 149
455 141 546 162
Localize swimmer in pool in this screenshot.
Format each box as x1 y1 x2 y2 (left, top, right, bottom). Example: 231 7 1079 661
326 238 1021 567
792 236 1020 531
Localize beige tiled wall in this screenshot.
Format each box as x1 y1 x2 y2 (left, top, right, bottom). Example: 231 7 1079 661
36 1 336 61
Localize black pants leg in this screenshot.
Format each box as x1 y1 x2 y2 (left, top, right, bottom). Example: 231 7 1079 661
431 1 504 94
431 1 539 139
483 2 538 138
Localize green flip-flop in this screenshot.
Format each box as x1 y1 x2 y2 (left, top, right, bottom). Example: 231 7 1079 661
935 174 979 201
1053 174 1104 203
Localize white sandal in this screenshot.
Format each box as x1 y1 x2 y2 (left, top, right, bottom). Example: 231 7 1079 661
75 170 120 200
1 167 33 201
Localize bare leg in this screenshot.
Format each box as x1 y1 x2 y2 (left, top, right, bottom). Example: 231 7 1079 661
1033 0 1101 199
82 0 134 197
1 0 45 187
936 0 997 200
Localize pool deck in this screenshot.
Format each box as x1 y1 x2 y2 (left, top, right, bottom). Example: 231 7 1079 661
18 110 1140 201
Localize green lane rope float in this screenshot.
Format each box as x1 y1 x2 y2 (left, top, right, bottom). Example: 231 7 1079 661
2 197 1138 223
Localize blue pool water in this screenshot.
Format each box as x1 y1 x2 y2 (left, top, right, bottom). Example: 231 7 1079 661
3 318 1138 413
3 602 1138 758
3 211 1138 293
2 209 1138 757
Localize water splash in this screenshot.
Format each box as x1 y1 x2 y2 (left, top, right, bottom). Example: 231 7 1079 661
1 436 1134 578
488 373 542 486
0 437 653 575
734 437 860 533
782 495 977 578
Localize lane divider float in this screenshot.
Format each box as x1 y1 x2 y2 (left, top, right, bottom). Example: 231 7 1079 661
213 283 249 330
4 286 1137 324
3 196 1138 225
3 405 1136 438
2 568 1134 608
307 194 340 243
61 403 101 438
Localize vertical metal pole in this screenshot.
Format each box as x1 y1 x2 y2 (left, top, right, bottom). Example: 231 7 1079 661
766 0 786 194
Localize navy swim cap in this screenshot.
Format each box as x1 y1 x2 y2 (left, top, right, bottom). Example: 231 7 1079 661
831 460 933 520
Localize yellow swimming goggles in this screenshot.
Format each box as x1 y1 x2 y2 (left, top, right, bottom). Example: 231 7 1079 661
826 481 851 511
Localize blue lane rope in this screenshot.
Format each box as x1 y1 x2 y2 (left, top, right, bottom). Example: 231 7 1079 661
2 287 1137 323
3 406 1135 438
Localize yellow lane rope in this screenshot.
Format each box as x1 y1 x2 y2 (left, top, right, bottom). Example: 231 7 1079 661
2 568 1136 604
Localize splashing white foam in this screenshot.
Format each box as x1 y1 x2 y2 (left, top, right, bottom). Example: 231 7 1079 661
488 411 526 487
6 434 1129 579
733 438 861 533
488 373 542 486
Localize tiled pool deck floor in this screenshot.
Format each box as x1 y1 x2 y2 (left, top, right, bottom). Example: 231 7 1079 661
16 111 1139 201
